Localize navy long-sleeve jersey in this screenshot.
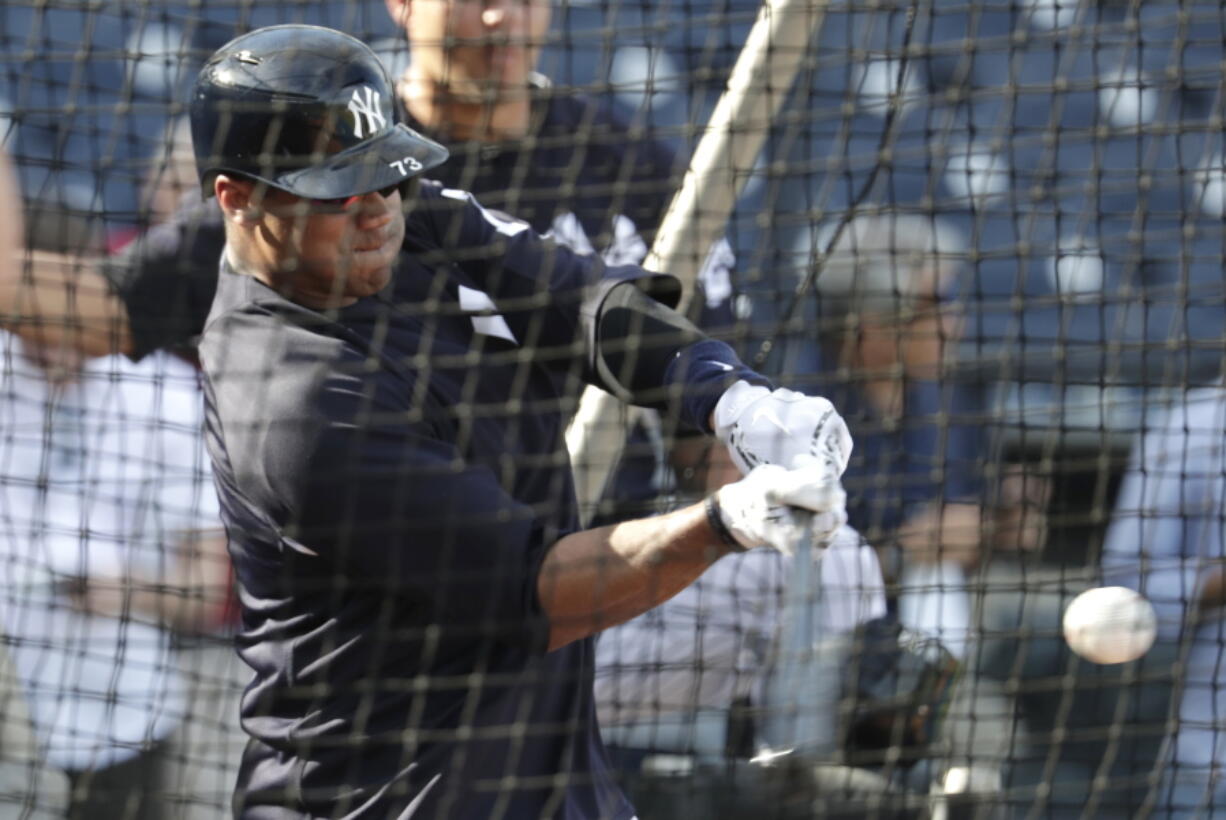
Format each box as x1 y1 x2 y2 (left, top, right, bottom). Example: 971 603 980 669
199 181 761 819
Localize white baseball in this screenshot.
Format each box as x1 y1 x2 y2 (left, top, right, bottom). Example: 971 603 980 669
1062 586 1157 665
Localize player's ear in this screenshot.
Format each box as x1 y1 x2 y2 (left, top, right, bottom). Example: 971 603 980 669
384 0 411 30
215 175 260 226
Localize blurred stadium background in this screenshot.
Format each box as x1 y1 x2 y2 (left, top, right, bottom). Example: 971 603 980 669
2 0 1224 816
6 0 1223 417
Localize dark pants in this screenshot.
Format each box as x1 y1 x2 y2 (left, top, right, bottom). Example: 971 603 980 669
66 745 163 820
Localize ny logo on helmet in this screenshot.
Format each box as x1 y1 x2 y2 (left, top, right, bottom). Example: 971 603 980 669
348 86 387 139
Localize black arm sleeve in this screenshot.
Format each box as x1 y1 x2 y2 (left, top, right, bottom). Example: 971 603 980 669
591 280 770 434
99 192 226 359
591 277 702 401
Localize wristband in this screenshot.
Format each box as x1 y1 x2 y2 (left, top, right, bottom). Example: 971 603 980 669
704 493 748 552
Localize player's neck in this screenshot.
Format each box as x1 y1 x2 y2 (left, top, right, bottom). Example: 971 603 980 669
862 377 903 421
846 344 905 421
398 72 532 143
224 246 359 310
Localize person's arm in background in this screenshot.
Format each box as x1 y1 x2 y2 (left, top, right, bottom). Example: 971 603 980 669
895 501 984 570
1101 390 1226 640
0 180 223 360
1179 392 1226 623
0 148 115 354
0 250 131 357
0 148 20 290
0 147 131 355
68 529 234 635
899 470 1051 569
891 482 1048 567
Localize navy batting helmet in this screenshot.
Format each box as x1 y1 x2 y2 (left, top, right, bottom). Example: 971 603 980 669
190 25 448 199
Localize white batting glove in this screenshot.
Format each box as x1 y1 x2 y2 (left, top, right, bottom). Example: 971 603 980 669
713 382 853 477
710 463 848 555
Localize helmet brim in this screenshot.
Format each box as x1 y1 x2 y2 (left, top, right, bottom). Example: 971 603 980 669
268 123 449 200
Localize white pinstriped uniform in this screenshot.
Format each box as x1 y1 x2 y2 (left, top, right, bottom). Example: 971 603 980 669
594 527 886 756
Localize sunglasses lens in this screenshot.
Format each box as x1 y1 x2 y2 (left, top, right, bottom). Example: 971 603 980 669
312 186 399 210
324 197 353 208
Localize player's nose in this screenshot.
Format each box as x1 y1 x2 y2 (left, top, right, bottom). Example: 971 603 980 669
481 0 523 29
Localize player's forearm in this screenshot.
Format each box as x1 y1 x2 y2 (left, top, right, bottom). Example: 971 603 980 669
67 530 231 633
0 250 133 356
84 582 224 632
537 502 731 651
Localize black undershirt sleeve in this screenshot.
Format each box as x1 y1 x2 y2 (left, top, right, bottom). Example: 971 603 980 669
589 279 770 434
100 193 226 359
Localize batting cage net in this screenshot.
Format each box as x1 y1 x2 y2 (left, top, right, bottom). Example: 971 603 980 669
0 0 1221 817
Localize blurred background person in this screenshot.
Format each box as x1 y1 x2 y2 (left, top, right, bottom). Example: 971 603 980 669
19 122 241 820
112 116 242 820
788 212 1050 798
1102 385 1226 819
0 141 74 820
0 191 223 820
798 213 1048 600
0 330 221 820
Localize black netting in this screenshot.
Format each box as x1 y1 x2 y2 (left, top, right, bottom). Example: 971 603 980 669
0 0 1222 817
